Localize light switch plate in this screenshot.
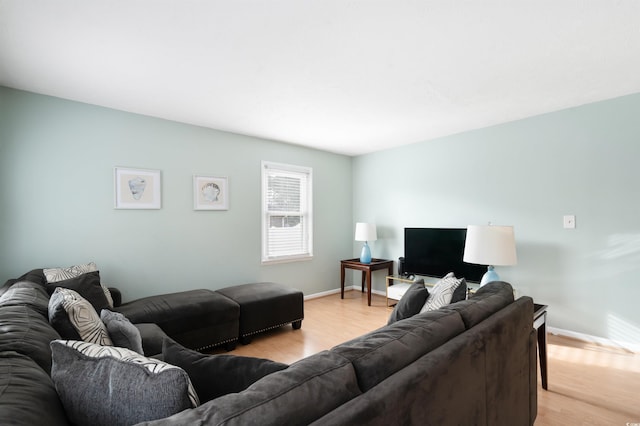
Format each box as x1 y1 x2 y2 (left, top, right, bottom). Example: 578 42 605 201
563 215 576 229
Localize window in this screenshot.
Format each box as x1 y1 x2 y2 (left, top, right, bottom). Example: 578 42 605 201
261 161 313 263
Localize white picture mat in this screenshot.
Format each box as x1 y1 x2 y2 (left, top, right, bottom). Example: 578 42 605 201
114 167 161 209
193 175 229 210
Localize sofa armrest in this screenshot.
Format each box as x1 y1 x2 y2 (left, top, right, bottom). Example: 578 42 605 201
108 287 122 307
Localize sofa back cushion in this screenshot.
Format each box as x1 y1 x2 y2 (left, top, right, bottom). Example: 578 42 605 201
0 281 50 316
0 269 46 296
311 327 489 426
442 281 515 329
470 296 536 425
0 304 60 374
0 351 69 426
332 309 466 392
139 350 362 426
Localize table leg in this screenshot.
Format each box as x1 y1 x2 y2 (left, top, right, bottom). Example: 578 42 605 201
361 272 366 293
340 265 345 299
538 318 548 390
366 271 372 306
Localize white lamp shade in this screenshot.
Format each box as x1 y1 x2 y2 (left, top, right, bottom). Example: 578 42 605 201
355 223 377 242
463 225 517 266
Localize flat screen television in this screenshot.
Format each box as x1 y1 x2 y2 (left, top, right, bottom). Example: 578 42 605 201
403 227 485 282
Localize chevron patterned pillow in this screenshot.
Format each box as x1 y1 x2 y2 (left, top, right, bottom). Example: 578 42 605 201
419 273 464 313
48 287 112 346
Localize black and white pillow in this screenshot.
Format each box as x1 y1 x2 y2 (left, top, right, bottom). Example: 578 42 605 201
48 288 112 346
44 262 114 309
44 262 98 282
50 340 199 426
419 273 464 313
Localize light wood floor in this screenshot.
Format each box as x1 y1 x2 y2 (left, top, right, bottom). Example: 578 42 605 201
211 291 640 425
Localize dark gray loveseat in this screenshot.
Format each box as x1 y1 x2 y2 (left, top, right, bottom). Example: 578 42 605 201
0 272 536 425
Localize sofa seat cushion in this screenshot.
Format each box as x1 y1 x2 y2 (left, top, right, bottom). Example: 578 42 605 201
137 350 361 426
115 289 239 350
442 281 515 329
50 340 199 426
332 309 466 392
0 305 60 374
0 351 69 426
162 338 288 402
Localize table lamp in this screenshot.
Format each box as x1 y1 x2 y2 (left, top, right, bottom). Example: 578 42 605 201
463 224 517 286
355 222 377 264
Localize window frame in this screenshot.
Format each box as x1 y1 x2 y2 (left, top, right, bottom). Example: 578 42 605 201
261 161 313 264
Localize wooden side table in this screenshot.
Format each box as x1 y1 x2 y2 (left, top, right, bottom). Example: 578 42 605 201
340 258 394 306
533 303 548 390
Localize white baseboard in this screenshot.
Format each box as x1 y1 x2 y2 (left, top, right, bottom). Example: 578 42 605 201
304 286 384 300
303 287 343 300
548 326 640 353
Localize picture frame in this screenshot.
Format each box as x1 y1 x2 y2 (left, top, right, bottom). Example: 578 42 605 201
114 167 162 209
193 175 229 210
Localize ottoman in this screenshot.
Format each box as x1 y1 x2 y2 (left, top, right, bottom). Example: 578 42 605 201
216 282 304 344
116 289 240 351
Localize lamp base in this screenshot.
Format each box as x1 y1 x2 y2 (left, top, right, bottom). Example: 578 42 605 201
360 242 372 264
480 266 500 287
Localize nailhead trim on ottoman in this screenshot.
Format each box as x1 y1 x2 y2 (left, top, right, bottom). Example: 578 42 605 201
216 282 304 344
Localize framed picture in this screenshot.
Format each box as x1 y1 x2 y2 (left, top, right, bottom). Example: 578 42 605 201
193 175 229 210
114 167 162 209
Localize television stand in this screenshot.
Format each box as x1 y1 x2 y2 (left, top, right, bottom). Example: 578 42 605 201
385 275 438 307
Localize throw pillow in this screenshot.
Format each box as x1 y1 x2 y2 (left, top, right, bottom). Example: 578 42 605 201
50 340 199 426
387 279 429 325
100 309 144 355
45 271 111 313
48 288 112 346
419 273 464 313
162 338 288 403
44 262 114 308
451 277 468 303
44 261 98 282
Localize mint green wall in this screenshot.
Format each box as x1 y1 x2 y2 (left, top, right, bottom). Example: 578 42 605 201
353 93 640 346
0 87 353 301
3 86 639 345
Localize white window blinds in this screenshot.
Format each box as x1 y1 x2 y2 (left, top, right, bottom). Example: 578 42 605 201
261 161 313 263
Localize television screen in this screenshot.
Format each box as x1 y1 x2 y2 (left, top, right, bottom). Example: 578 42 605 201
404 228 485 282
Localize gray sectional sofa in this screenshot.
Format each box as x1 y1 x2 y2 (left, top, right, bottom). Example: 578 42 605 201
0 268 537 426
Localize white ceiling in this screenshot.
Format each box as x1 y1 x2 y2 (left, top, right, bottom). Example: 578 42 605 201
1 1 639 156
